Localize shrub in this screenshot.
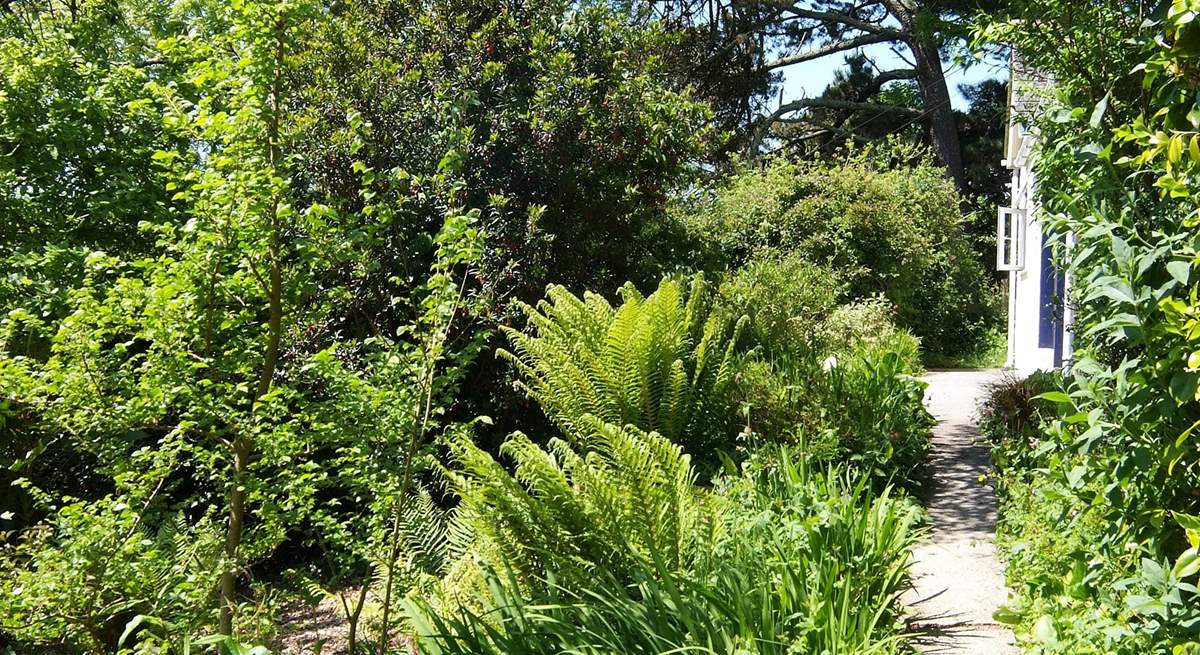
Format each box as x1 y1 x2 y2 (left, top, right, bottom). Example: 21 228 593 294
408 448 921 655
825 349 933 487
292 0 716 313
0 499 223 652
820 295 922 372
717 253 844 355
978 371 1060 477
500 275 746 462
443 418 702 589
734 347 932 490
684 150 997 357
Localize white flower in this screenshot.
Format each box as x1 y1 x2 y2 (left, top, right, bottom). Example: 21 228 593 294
822 355 838 372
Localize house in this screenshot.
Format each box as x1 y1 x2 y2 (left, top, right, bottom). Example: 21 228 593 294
998 51 1071 375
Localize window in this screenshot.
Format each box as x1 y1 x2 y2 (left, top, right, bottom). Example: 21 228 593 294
997 205 1025 271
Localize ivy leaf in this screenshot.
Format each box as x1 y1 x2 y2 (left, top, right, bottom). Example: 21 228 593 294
1170 371 1198 403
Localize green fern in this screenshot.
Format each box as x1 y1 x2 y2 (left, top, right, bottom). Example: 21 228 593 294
443 416 703 589
500 274 746 459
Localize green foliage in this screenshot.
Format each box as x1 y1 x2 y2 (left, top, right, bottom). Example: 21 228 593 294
974 2 1200 650
0 498 223 653
718 253 844 355
978 371 1060 475
0 0 487 647
0 0 967 651
822 296 924 372
407 448 921 654
683 149 998 357
0 0 181 256
748 347 932 489
501 275 746 461
290 0 716 312
444 418 701 589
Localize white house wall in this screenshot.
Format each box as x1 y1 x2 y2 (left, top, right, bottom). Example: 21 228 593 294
1005 163 1063 375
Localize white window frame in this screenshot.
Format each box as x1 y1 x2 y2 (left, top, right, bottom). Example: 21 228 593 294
997 205 1026 271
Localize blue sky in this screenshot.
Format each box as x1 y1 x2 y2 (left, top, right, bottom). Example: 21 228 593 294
779 45 1009 111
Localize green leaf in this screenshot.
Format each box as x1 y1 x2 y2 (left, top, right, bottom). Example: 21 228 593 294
993 606 1023 625
1168 260 1193 285
1127 593 1168 618
1174 548 1200 578
1033 614 1058 644
1036 391 1073 405
1090 93 1110 128
1066 465 1088 489
1170 371 1198 403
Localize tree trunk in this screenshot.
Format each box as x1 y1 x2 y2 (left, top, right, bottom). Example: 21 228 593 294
884 0 966 189
909 36 966 190
219 436 250 635
219 10 287 637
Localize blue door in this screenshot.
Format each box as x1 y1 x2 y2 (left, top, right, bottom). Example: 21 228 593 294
1037 232 1066 367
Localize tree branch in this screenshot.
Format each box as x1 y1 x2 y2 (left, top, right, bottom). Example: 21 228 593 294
761 31 898 70
747 96 921 158
771 3 903 38
773 97 922 118
863 67 919 93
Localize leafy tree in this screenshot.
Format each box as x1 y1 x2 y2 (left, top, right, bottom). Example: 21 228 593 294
290 0 716 312
955 78 1008 211
0 0 485 648
624 0 784 159
745 0 1006 187
768 53 925 156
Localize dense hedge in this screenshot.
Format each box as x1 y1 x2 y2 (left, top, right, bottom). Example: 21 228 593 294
682 150 998 358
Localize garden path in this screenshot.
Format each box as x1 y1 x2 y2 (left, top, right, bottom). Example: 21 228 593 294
903 369 1017 654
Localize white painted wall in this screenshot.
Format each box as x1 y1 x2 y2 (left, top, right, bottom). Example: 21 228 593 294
1002 119 1069 375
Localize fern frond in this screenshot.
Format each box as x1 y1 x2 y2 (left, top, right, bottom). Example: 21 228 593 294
501 274 746 458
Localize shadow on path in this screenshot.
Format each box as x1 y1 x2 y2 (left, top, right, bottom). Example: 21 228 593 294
902 369 1017 655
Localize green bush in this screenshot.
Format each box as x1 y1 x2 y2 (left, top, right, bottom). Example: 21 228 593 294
974 3 1200 651
0 499 224 652
409 448 921 655
684 150 997 357
821 295 923 373
500 275 746 462
292 0 716 312
717 253 844 355
978 371 1060 477
726 289 931 488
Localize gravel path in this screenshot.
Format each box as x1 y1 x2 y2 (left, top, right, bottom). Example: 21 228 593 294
903 369 1018 654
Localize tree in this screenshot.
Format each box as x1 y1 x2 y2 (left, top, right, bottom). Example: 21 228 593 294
644 0 1006 188
624 0 784 158
290 0 715 314
751 0 995 188
0 0 485 647
769 52 925 155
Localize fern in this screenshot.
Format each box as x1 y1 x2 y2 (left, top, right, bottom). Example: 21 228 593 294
443 417 703 589
500 274 747 460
